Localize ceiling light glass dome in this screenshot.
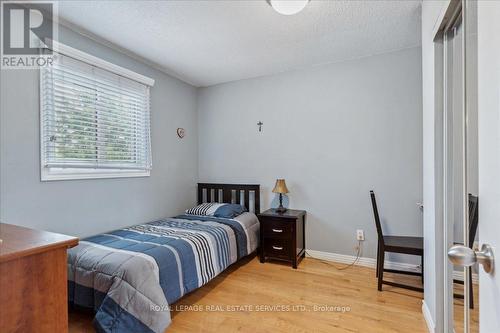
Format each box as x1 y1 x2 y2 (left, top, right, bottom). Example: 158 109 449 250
269 0 309 16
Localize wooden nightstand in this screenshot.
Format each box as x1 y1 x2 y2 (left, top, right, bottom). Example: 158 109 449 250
0 223 79 332
258 209 306 269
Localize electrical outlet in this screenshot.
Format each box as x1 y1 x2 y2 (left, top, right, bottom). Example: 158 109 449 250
356 229 365 241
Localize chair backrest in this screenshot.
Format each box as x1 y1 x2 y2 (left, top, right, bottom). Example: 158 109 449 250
370 190 384 245
468 194 479 248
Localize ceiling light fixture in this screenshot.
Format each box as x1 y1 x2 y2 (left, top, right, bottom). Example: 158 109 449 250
268 0 310 16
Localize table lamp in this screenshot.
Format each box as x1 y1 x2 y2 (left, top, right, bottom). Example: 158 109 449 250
272 179 289 213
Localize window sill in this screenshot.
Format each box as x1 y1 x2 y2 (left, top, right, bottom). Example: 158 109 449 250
41 168 150 181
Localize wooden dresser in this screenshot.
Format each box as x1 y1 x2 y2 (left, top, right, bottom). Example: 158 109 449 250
258 209 306 269
0 223 79 333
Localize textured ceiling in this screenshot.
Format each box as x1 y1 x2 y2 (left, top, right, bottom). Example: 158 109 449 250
58 0 422 87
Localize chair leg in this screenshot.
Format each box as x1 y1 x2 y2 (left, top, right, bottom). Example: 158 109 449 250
376 242 380 278
469 268 474 309
377 250 385 291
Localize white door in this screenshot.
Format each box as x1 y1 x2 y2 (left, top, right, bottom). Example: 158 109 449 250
441 1 499 332
476 1 500 332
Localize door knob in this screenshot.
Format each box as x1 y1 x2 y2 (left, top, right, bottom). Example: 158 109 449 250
448 244 494 273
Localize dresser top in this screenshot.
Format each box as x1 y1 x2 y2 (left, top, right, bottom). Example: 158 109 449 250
258 209 306 219
0 223 79 263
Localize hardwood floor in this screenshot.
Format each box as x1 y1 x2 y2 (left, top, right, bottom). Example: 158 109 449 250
70 256 479 332
70 255 431 332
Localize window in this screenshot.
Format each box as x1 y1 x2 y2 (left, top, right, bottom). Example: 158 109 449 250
40 42 154 180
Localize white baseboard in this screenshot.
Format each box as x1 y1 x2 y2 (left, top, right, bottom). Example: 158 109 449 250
305 249 421 273
422 300 435 333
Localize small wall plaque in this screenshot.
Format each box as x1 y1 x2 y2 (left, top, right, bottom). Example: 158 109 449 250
177 128 185 138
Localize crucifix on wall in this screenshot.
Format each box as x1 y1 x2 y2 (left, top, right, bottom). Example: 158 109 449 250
257 121 263 132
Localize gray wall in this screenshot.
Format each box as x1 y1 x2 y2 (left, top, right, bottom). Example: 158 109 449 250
0 24 199 237
197 47 423 261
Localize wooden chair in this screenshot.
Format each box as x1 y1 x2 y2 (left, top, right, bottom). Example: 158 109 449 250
370 190 424 292
453 194 479 309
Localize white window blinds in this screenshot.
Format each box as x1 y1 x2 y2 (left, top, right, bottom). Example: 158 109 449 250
40 52 152 172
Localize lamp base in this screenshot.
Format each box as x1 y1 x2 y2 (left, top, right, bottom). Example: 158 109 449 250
274 193 287 213
274 206 287 213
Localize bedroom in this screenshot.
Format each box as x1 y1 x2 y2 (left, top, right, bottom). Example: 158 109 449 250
0 1 499 333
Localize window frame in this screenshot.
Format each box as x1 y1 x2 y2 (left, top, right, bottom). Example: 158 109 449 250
40 41 155 181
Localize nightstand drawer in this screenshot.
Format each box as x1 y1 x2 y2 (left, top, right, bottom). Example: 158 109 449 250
263 237 291 260
258 209 306 269
262 218 293 236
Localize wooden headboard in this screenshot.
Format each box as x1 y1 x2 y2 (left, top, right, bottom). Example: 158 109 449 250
197 183 261 214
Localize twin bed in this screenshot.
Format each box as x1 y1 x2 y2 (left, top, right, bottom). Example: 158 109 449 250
67 183 261 333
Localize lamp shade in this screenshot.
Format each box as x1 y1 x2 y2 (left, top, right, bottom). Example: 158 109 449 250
272 179 289 194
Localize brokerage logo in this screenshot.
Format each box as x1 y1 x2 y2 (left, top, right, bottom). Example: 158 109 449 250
1 1 57 69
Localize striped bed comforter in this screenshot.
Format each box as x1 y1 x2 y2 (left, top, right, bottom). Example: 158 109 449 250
67 212 259 333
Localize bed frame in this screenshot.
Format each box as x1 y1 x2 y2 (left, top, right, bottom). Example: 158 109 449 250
197 183 260 215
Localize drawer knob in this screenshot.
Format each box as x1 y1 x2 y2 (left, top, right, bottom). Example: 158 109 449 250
272 246 283 250
272 229 283 233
